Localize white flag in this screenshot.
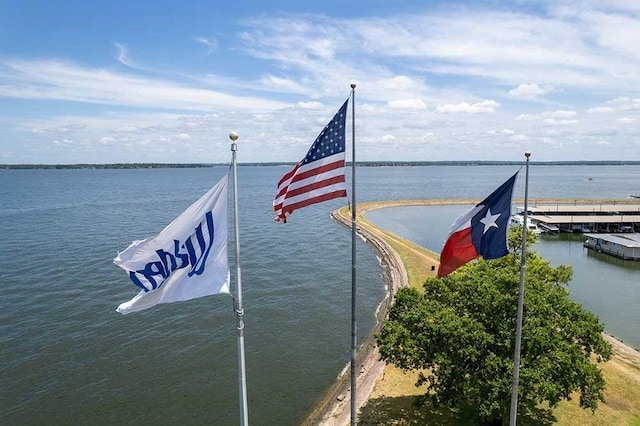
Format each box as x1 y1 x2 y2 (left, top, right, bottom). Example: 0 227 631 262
114 173 230 314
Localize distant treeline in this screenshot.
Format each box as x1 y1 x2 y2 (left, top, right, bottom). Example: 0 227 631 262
2 160 640 170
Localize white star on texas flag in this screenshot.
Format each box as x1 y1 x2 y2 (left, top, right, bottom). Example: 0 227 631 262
479 208 501 234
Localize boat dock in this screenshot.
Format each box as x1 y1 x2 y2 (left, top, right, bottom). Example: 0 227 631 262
584 233 640 260
515 203 640 233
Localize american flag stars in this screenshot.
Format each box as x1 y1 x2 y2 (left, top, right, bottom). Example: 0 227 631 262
301 113 346 166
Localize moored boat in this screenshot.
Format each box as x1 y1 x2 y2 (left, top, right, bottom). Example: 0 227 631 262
509 214 542 234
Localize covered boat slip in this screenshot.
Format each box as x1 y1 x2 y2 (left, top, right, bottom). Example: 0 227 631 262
584 233 640 260
527 204 640 214
528 214 640 233
514 203 640 233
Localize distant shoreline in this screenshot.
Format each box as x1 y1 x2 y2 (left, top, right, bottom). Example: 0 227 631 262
2 160 640 169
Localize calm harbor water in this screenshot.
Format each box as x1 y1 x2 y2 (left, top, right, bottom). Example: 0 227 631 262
365 204 640 349
1 164 638 425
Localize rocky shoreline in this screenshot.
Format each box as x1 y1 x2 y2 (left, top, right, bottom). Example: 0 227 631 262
301 206 408 425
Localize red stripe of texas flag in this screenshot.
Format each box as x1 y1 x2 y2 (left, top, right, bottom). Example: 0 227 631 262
437 227 479 277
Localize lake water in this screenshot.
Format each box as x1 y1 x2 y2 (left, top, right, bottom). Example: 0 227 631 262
1 164 638 425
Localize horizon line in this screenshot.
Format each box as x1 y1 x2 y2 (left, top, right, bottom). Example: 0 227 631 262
2 160 640 169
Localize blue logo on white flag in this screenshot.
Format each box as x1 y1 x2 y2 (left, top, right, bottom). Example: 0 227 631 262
128 210 216 292
114 173 230 315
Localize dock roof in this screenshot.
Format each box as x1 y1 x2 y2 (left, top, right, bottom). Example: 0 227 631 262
584 233 640 248
529 214 640 224
522 204 640 214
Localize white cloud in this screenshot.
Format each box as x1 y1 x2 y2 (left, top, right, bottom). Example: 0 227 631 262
380 76 415 91
514 110 577 123
551 110 577 119
32 123 87 134
487 128 528 142
259 75 310 95
509 83 554 100
296 101 325 110
115 125 139 133
598 96 640 111
175 133 192 140
543 118 579 126
587 106 614 114
435 100 499 113
115 43 135 68
238 4 640 101
195 37 218 54
0 59 289 112
510 134 529 142
540 137 563 148
616 117 636 123
387 99 426 110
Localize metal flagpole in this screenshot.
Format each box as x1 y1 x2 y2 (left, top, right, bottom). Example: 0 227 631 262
509 151 531 426
349 82 357 425
230 132 249 426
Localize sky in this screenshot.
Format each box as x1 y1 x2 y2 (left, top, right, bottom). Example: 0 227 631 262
1 0 640 164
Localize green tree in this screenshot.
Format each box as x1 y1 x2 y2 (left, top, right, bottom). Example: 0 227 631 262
376 227 612 424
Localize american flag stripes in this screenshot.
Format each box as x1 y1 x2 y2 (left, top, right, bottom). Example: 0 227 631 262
274 99 349 222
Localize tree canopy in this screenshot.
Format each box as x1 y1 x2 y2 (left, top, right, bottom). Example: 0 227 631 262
376 227 613 424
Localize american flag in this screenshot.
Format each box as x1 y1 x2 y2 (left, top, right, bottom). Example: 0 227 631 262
274 99 349 222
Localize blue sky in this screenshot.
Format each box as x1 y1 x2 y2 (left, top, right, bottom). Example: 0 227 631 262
1 0 639 164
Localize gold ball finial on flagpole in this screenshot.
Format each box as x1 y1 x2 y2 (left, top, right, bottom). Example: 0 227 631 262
350 81 357 89
229 131 238 141
525 151 531 158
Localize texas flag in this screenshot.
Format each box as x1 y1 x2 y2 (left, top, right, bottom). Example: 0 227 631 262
437 172 519 277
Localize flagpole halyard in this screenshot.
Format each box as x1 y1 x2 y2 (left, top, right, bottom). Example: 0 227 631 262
509 151 531 426
349 82 358 426
230 131 249 426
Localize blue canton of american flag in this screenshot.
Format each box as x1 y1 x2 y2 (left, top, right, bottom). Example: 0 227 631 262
274 99 349 222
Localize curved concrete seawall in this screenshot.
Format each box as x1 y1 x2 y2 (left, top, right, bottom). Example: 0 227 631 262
301 205 408 426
